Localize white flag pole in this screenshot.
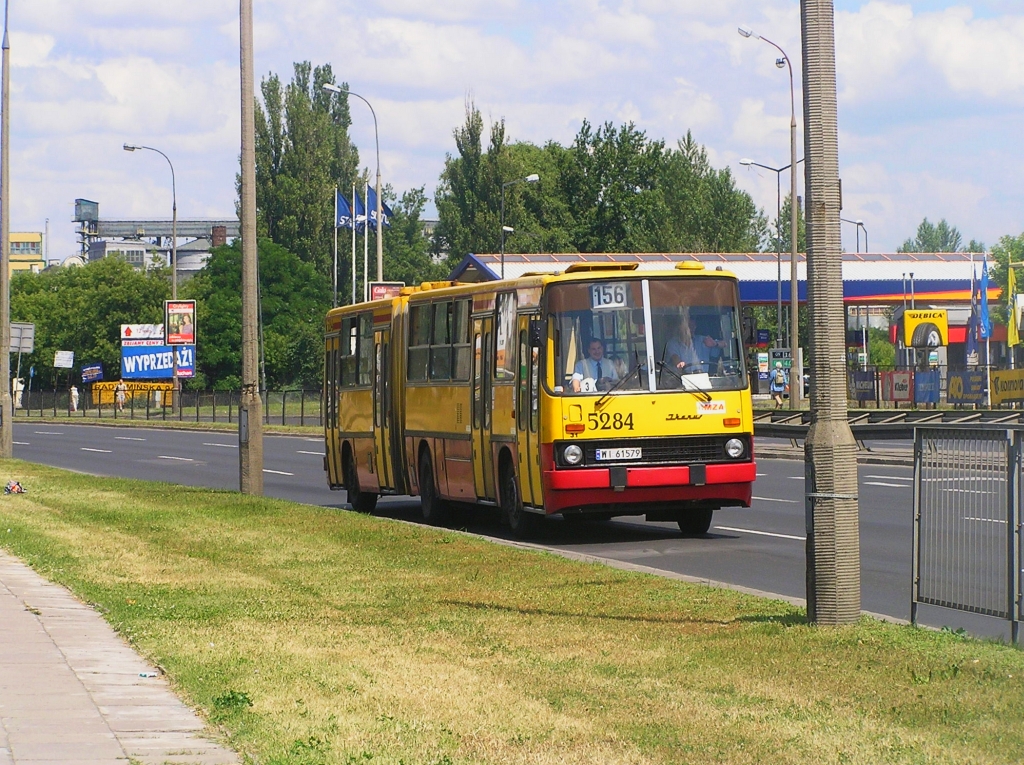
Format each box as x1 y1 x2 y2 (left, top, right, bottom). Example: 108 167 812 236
351 183 357 304
363 180 369 302
332 187 338 308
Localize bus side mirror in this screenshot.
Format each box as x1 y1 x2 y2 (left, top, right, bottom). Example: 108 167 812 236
529 320 544 348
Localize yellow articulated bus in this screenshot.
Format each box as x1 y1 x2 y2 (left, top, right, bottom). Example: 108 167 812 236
324 262 756 536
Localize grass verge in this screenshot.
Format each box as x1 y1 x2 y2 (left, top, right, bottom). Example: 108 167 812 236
0 459 1021 765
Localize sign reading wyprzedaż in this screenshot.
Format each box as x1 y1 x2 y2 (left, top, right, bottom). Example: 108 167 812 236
120 324 195 380
164 300 196 345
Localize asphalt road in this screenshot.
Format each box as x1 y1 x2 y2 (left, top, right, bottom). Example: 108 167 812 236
12 422 914 620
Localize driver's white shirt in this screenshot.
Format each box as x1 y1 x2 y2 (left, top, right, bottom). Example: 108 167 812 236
573 356 620 381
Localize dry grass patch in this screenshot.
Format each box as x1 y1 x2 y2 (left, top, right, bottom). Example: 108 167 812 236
1 459 1022 765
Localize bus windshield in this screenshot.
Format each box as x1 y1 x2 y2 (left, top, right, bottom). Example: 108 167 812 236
547 276 746 395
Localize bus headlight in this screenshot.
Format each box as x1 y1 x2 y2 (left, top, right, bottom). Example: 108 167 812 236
563 444 584 465
725 438 745 459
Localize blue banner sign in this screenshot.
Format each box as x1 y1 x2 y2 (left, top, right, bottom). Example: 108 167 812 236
848 371 875 402
756 329 770 345
81 363 104 383
121 345 195 379
946 371 986 405
914 369 941 404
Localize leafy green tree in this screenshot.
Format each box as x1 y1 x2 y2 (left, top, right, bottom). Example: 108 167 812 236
185 239 330 389
253 62 360 284
897 218 983 253
380 187 446 286
987 232 1024 326
11 258 169 385
768 194 805 255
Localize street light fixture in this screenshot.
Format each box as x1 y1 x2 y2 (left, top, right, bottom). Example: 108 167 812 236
739 24 801 409
323 83 383 287
500 173 540 279
840 217 868 253
124 142 179 409
739 157 803 349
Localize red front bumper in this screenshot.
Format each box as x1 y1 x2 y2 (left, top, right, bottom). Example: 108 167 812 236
542 461 755 514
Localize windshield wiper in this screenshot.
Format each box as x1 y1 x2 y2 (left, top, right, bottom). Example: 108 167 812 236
595 353 643 410
655 360 712 402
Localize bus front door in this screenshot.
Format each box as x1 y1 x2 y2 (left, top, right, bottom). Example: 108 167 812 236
472 317 496 500
374 329 392 490
515 316 542 507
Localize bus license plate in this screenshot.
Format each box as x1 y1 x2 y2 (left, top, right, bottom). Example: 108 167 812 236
594 447 642 461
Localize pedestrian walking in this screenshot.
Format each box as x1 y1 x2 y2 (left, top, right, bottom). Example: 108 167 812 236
115 380 127 412
769 361 789 409
69 385 79 413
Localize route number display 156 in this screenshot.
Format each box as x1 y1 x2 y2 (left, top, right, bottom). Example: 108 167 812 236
591 282 628 310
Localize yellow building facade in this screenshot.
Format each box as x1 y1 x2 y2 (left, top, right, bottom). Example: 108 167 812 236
9 232 44 277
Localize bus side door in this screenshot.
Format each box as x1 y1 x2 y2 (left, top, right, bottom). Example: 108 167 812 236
373 328 392 490
472 317 495 500
326 334 343 487
515 315 542 507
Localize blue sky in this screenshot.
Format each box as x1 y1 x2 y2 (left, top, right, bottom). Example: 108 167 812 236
8 1 1024 260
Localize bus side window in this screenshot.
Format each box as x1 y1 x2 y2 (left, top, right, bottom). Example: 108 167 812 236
430 301 452 381
530 346 540 433
407 304 430 382
358 313 373 387
518 329 528 431
494 292 517 381
452 299 472 381
472 332 482 427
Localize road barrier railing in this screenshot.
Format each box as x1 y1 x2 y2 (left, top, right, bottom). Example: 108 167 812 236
13 389 324 428
912 426 1021 644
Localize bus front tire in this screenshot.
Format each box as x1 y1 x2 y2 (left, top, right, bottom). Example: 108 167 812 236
344 454 378 514
501 463 537 538
678 508 714 536
419 451 450 525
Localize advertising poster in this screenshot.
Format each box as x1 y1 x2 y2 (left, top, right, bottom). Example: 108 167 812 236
121 323 194 379
990 369 1024 406
81 363 104 383
165 300 196 345
946 371 986 405
848 371 875 402
914 369 941 404
369 282 405 301
903 310 948 348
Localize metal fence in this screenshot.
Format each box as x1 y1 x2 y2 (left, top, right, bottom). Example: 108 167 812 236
13 389 324 428
912 427 1021 643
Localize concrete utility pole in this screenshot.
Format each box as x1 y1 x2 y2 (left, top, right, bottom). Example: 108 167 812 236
0 0 12 460
238 0 263 494
801 0 860 624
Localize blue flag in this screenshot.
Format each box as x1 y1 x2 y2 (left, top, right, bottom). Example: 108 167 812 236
966 266 979 364
335 191 353 229
365 186 394 229
353 190 367 233
980 258 992 339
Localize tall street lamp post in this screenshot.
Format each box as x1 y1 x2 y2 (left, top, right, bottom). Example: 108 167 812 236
840 217 867 253
123 144 178 408
739 25 800 408
0 0 11 459
323 84 382 285
740 157 803 348
239 0 263 494
500 174 539 279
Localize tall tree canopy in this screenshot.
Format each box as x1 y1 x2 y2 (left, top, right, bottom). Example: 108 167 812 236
185 239 330 390
434 104 765 263
253 62 360 279
11 258 169 383
897 218 984 253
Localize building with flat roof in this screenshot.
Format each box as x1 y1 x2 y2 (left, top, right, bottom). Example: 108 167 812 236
8 232 45 277
87 239 159 269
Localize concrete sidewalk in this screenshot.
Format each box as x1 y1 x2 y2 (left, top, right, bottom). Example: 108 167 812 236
0 550 238 765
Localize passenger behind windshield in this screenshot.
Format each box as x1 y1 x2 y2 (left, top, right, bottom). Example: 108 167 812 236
666 311 728 373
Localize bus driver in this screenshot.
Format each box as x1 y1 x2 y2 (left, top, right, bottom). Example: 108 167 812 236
572 339 620 392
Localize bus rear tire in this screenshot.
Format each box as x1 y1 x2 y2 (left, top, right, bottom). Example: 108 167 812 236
419 451 450 525
344 453 378 514
678 508 714 536
501 463 537 538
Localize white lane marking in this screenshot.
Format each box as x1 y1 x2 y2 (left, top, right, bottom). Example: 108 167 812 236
81 447 112 453
303 438 322 443
158 455 193 462
752 496 799 504
964 517 1007 524
297 450 325 456
13 441 29 445
34 431 63 435
755 472 766 477
865 474 912 481
115 436 146 441
263 469 294 476
788 476 804 480
203 442 238 449
865 481 909 488
714 525 806 541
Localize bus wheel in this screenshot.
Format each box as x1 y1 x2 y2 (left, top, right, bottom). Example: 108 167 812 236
501 463 537 538
344 453 378 513
418 451 450 525
678 508 713 536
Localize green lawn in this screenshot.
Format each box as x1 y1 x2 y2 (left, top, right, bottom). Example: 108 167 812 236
1 460 1021 764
